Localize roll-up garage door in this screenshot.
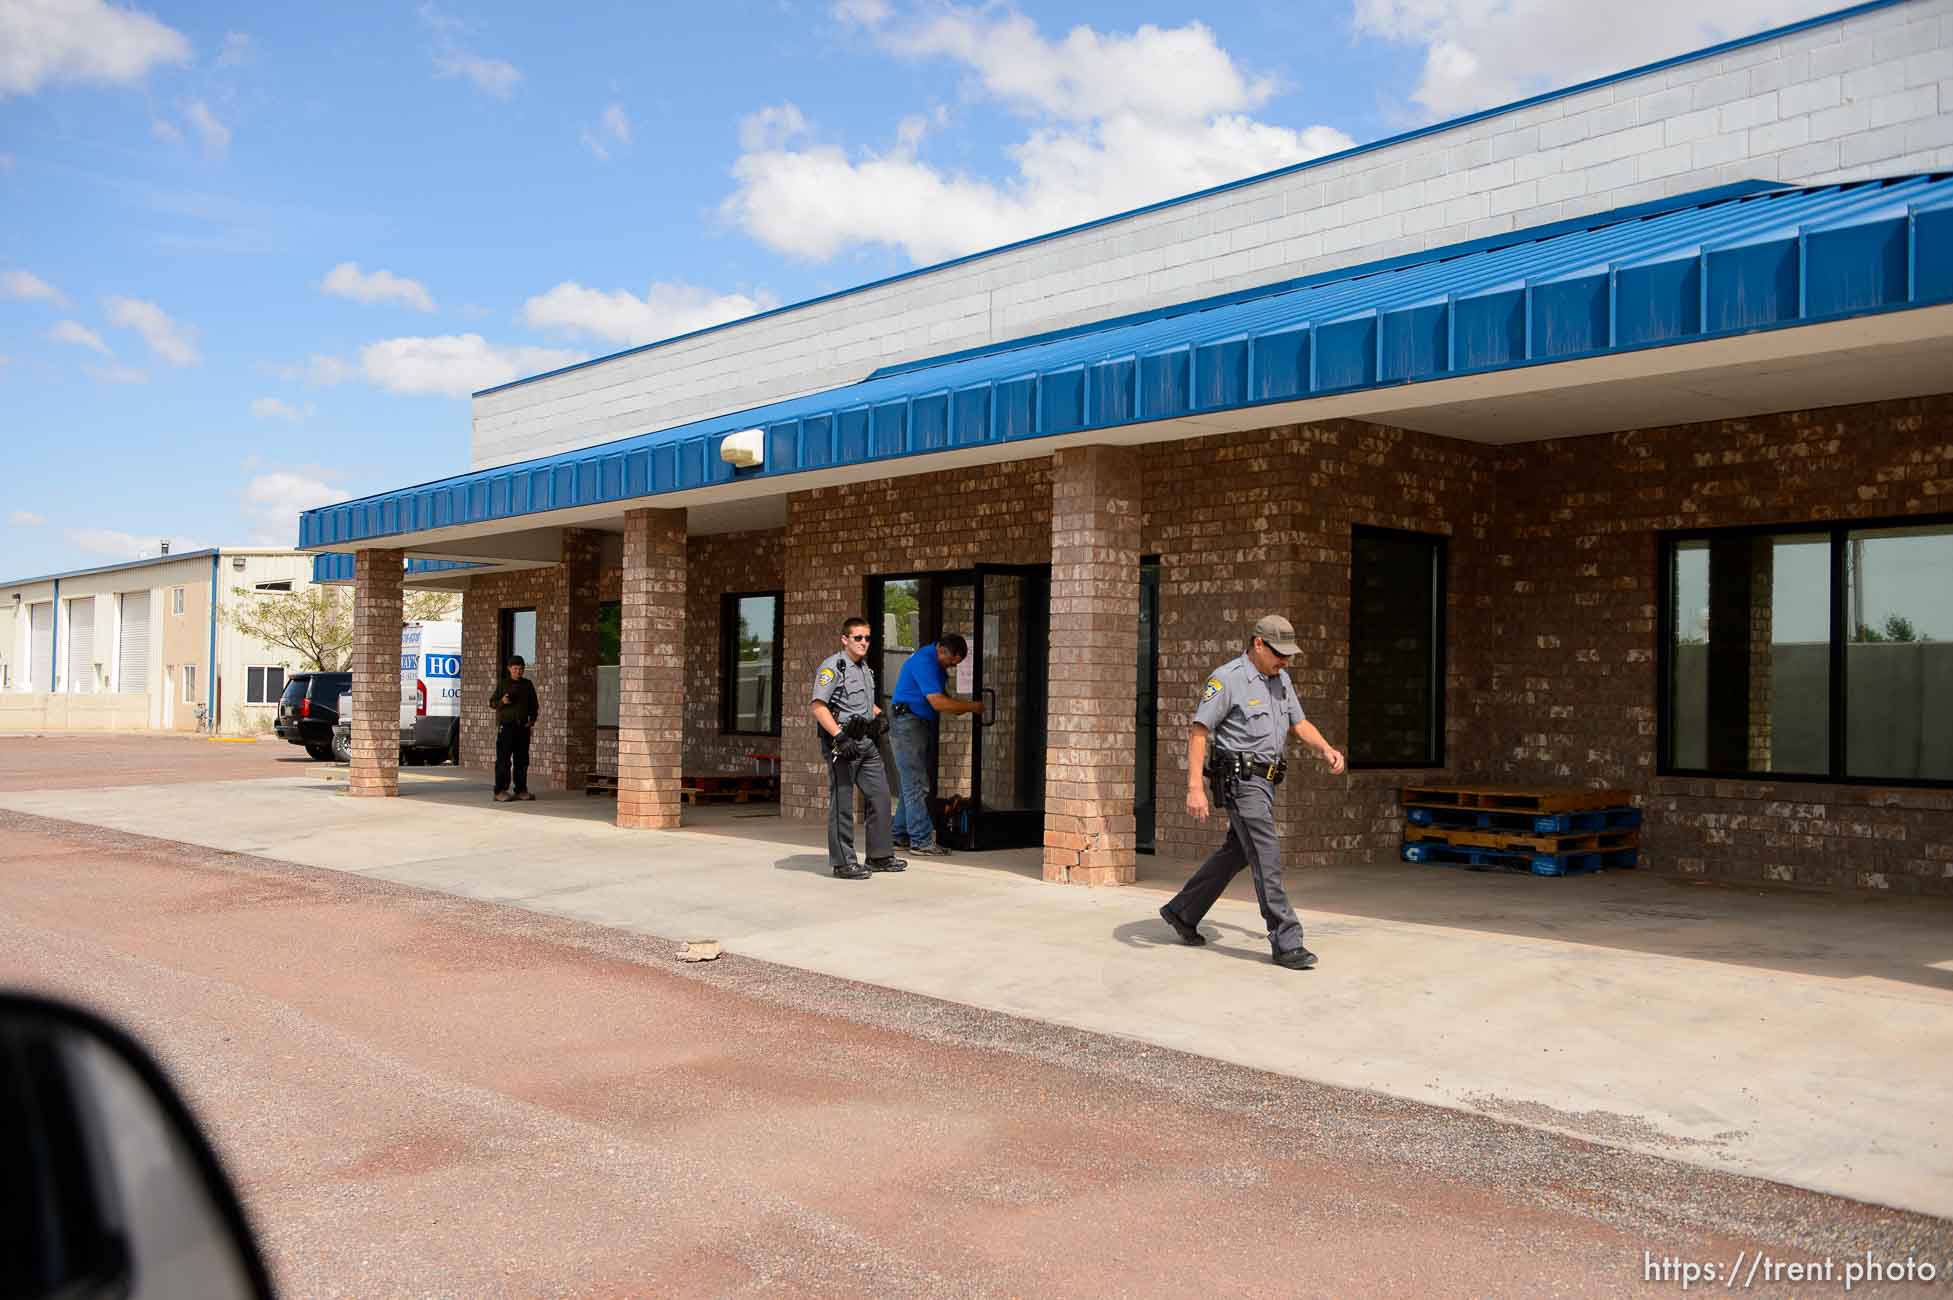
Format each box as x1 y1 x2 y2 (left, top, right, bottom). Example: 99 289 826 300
30 602 54 691
118 592 150 693
67 597 95 693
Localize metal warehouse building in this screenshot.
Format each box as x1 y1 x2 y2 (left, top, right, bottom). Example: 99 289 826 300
2 549 319 735
304 0 1953 895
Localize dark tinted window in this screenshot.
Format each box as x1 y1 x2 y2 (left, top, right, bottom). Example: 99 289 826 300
1349 528 1445 767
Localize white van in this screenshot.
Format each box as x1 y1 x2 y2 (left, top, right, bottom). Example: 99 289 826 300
398 620 463 764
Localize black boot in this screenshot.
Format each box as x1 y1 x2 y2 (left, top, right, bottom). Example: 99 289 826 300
866 855 907 872
832 862 872 880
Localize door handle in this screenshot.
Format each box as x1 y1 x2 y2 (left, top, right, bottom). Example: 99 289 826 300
981 687 996 727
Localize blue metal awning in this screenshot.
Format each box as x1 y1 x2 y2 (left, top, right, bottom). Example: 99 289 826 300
302 174 1953 555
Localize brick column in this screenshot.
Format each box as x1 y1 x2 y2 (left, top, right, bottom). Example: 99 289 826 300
349 548 403 798
1044 446 1141 885
556 527 604 790
617 508 686 829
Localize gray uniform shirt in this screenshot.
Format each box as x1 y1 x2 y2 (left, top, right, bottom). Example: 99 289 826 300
1194 652 1305 762
812 650 877 726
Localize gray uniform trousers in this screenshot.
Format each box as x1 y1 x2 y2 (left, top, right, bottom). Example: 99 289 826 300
823 733 895 868
1164 775 1305 954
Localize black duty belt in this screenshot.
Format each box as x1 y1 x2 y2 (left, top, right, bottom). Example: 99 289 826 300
891 702 913 716
1206 750 1287 784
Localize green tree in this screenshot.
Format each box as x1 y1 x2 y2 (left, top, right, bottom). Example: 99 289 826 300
1853 614 1930 644
221 585 460 670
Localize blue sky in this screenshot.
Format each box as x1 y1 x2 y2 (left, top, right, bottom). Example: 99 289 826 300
1 0 1843 579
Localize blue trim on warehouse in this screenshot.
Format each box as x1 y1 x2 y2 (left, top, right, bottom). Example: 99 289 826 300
473 0 1914 400
207 553 218 730
304 175 1953 552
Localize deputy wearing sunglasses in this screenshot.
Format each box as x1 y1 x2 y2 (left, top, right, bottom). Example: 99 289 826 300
811 616 905 880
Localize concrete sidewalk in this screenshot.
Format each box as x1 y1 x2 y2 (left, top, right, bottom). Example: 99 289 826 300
6 768 1950 1219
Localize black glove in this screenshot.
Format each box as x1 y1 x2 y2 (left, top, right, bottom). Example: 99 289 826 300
829 735 862 763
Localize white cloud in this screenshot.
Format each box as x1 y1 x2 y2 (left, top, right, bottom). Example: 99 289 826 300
104 296 199 365
358 334 581 399
150 116 183 145
725 10 1354 264
250 397 313 422
739 102 810 153
831 0 891 25
242 470 349 545
520 281 777 346
265 353 357 386
885 11 1277 124
0 0 192 96
421 6 520 99
1352 0 1844 118
48 319 109 354
66 527 206 559
3 269 67 306
582 103 631 160
86 362 148 384
321 261 437 312
10 510 45 526
215 31 251 68
185 99 230 155
434 48 520 98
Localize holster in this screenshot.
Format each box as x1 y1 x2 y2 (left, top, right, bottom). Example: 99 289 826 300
842 714 888 741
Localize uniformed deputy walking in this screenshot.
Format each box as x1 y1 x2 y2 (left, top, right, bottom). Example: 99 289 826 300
811 616 906 881
1158 614 1346 969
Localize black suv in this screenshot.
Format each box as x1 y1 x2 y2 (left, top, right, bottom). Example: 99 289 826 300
275 672 354 760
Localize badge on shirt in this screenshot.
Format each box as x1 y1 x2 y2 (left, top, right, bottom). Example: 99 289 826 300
1248 698 1262 707
1201 677 1223 703
818 667 836 686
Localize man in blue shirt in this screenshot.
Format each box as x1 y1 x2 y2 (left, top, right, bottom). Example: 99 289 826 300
889 633 984 855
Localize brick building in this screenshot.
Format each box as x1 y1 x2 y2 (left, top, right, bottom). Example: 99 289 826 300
306 1 1953 894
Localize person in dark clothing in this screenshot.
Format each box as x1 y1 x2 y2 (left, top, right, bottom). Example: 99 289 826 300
489 654 539 802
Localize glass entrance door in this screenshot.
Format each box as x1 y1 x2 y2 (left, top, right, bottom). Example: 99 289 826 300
865 567 1048 853
969 565 1048 850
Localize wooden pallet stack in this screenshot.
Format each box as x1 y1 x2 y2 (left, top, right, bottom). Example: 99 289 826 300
1400 784 1641 877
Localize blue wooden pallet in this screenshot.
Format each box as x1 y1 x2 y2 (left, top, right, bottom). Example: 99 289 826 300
1402 840 1638 877
1405 804 1641 835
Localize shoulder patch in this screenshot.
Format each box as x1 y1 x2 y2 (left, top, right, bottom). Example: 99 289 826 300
817 666 836 686
1201 677 1224 703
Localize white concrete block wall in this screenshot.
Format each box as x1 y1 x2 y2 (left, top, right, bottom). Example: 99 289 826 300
472 0 1953 469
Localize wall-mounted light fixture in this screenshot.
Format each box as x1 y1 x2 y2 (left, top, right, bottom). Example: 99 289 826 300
718 428 765 469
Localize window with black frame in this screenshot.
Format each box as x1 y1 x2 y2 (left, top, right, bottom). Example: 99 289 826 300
1348 527 1445 767
721 592 782 735
1661 518 1952 784
498 607 536 673
596 601 621 727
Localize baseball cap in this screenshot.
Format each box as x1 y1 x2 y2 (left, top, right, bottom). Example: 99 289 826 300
1252 614 1301 656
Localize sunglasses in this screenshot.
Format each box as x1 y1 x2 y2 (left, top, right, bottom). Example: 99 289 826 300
846 634 871 642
